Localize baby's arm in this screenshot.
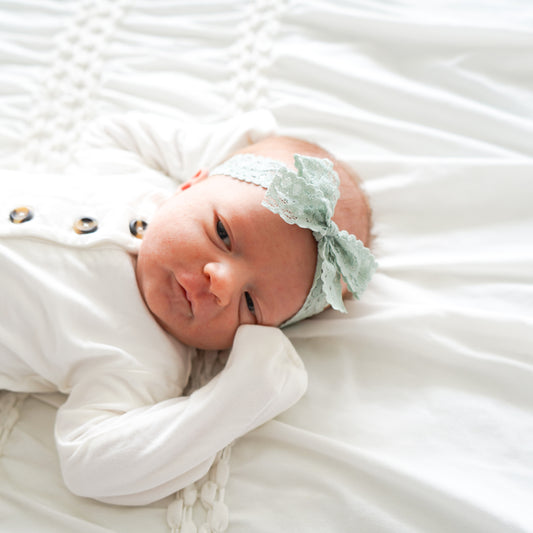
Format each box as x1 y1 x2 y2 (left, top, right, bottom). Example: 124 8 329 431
78 110 277 181
55 325 307 505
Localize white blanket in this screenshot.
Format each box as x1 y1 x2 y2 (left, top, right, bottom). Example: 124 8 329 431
1 1 532 532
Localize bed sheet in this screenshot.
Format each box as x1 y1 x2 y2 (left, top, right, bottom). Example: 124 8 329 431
1 0 533 532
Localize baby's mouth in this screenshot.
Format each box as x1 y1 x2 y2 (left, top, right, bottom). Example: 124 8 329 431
173 275 194 317
183 286 194 315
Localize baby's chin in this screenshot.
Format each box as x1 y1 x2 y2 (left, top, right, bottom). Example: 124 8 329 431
163 320 236 351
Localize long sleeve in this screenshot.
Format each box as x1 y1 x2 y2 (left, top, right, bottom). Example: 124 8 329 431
76 110 278 181
55 325 307 506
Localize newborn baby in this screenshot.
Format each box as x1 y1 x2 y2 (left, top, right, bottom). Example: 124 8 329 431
137 135 375 349
0 114 376 505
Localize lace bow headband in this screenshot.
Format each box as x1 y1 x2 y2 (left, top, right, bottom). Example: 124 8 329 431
211 153 377 327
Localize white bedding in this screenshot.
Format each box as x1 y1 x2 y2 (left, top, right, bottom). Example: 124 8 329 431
1 1 532 532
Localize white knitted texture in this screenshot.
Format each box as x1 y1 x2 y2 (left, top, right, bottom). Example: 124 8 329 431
227 0 287 113
18 0 128 171
167 446 233 533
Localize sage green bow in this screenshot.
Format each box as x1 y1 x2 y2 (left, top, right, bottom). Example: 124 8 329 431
262 154 377 326
211 153 377 326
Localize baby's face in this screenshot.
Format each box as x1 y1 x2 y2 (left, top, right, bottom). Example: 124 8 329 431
136 172 317 349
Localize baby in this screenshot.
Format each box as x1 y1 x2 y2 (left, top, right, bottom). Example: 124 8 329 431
137 135 375 350
0 123 376 505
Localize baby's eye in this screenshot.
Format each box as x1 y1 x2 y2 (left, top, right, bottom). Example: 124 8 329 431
245 292 255 315
216 219 231 249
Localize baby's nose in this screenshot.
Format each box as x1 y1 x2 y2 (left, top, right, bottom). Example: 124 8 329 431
203 261 243 307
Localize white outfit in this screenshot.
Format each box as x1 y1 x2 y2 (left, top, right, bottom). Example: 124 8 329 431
0 111 308 505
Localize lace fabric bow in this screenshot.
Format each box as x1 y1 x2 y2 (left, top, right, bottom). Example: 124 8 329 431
211 153 377 326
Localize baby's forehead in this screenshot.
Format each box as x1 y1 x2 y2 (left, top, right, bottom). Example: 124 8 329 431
206 173 268 214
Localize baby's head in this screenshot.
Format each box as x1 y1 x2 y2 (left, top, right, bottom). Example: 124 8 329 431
136 136 376 349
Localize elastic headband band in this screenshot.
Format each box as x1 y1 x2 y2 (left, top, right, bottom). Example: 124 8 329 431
211 153 377 326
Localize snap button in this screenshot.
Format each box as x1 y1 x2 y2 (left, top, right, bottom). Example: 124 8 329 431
73 217 98 234
10 206 34 224
129 218 147 239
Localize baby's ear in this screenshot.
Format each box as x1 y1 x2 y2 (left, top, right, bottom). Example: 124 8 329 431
179 168 209 191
